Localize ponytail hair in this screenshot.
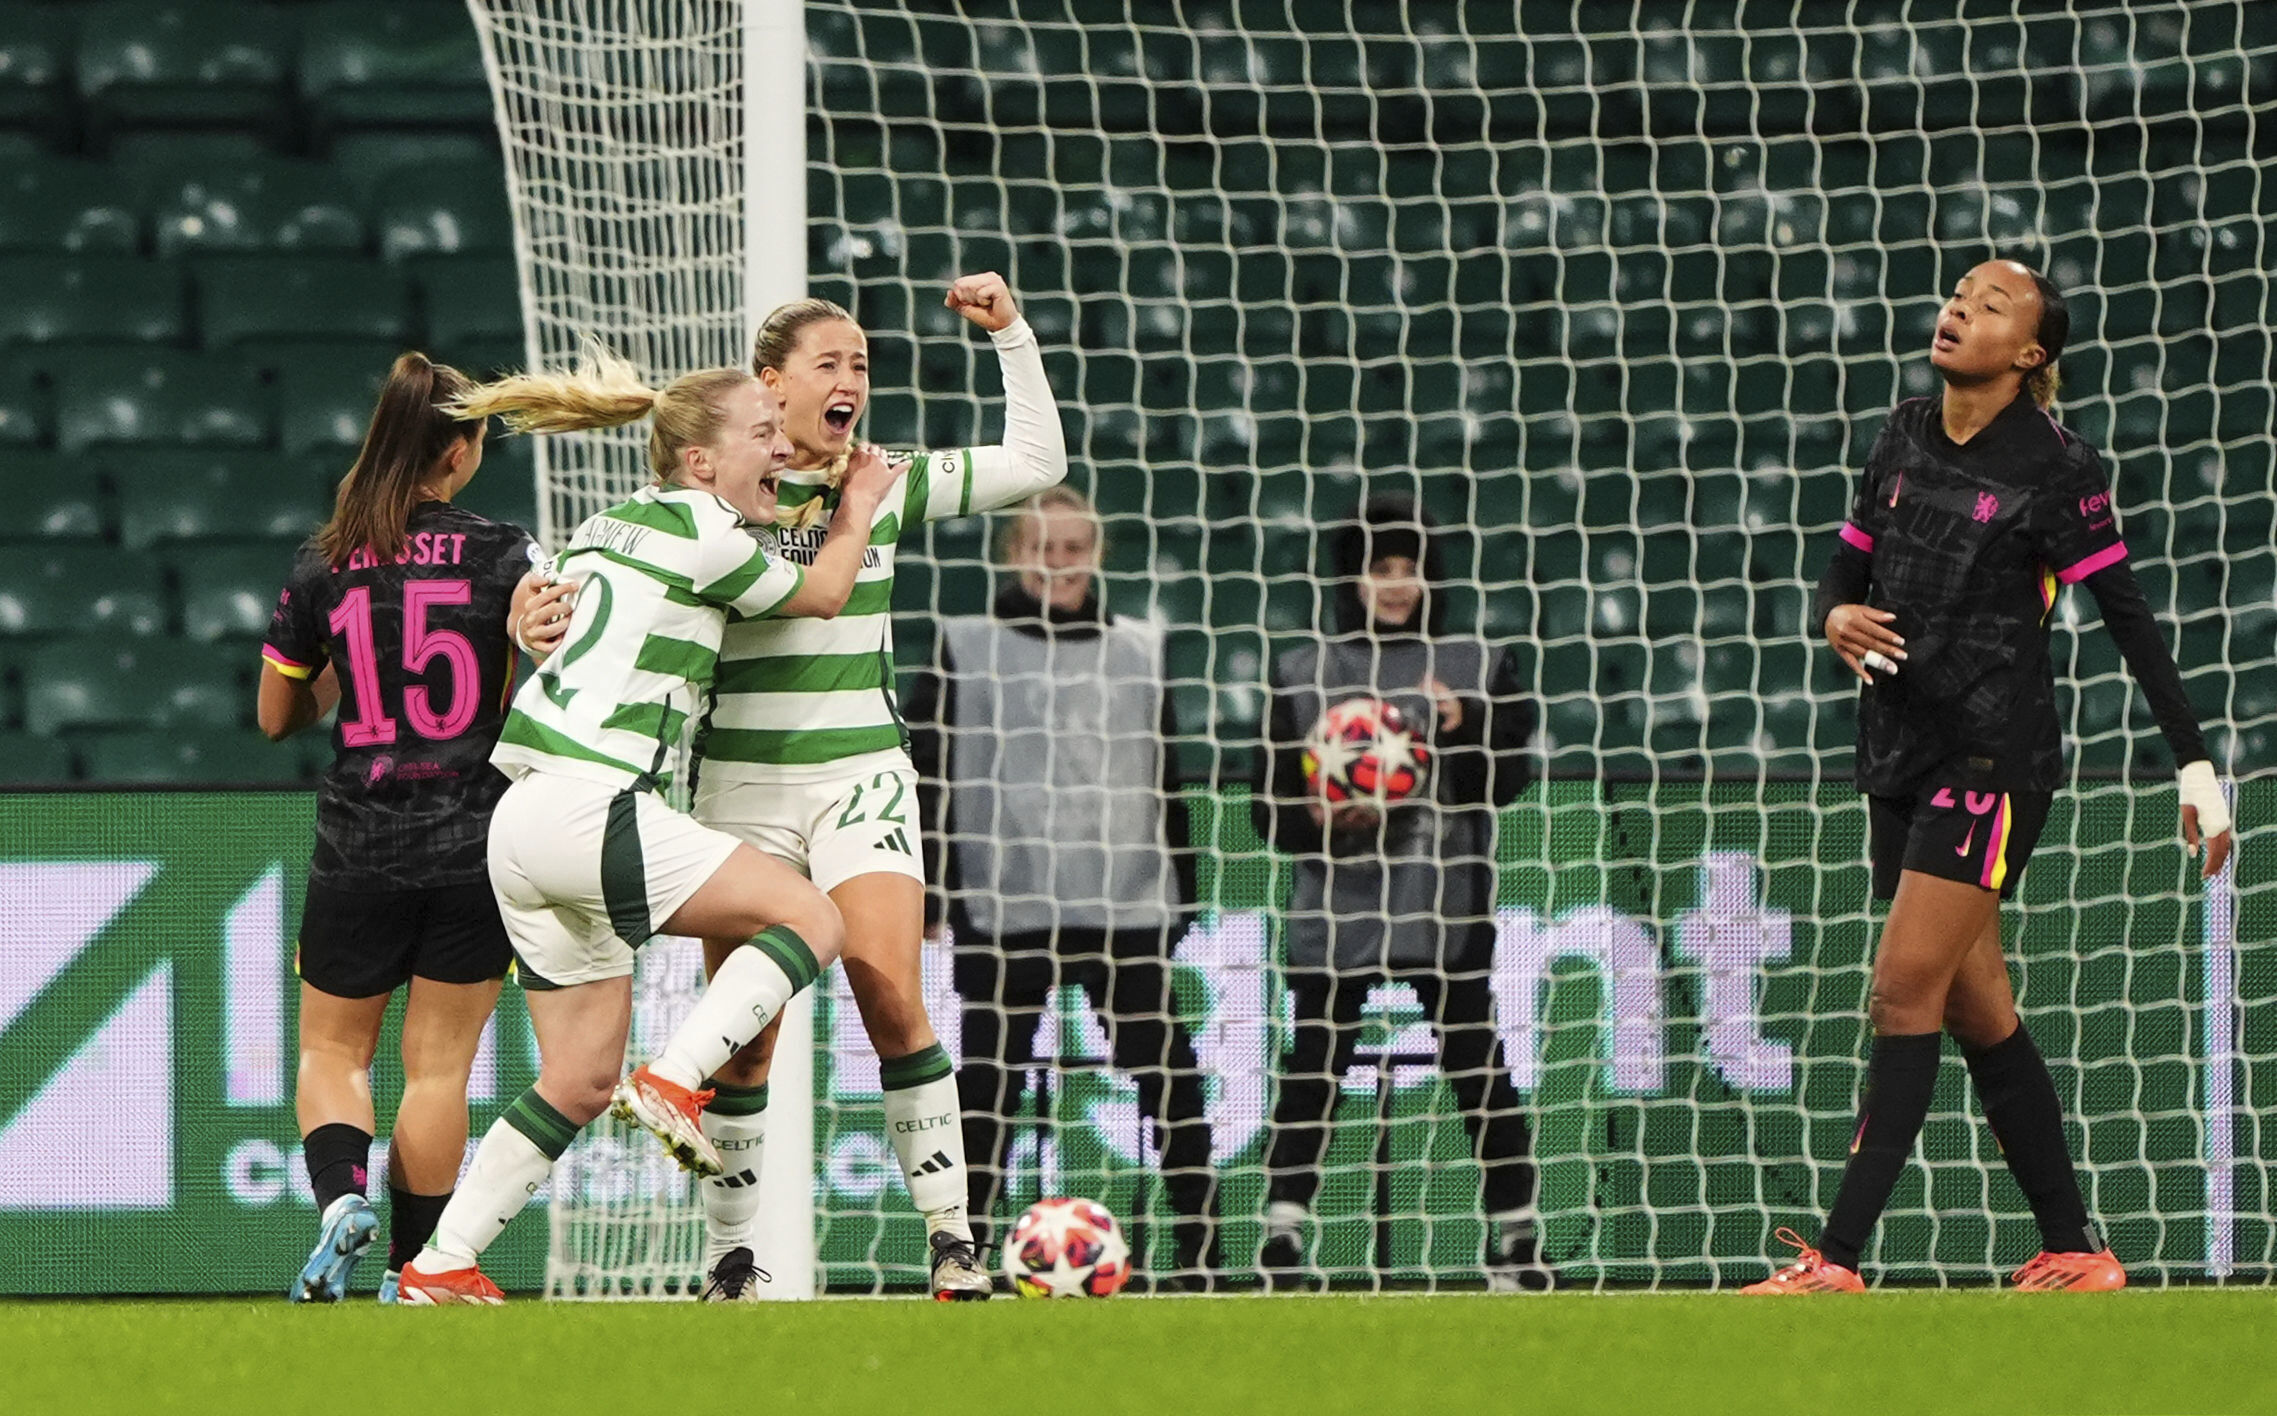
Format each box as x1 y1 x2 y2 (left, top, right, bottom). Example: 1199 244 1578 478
2025 268 2069 410
750 296 861 531
447 343 754 485
2025 359 2063 410
318 352 479 566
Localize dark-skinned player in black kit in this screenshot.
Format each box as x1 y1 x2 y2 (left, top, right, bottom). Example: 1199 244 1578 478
1746 259 2235 1294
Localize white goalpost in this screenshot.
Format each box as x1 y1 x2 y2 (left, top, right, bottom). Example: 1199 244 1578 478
464 0 819 1299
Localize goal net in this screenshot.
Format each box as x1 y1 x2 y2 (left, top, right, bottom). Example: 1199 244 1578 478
475 0 2277 1292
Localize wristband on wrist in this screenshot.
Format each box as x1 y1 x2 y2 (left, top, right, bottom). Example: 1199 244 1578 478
2178 759 2232 839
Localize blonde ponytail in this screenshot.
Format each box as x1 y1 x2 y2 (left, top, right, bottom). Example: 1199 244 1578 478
447 342 658 434
774 451 848 530
449 343 755 484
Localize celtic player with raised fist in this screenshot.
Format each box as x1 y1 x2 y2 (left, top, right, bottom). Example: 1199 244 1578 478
688 272 1069 1301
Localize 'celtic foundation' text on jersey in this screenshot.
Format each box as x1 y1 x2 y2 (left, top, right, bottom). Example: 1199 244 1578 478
701 316 1070 784
492 486 804 789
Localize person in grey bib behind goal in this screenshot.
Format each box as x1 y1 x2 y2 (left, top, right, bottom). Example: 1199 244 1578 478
906 486 1221 1291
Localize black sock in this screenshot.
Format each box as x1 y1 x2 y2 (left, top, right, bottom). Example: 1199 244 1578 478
1963 1022 2096 1254
387 1186 453 1272
303 1123 372 1214
1818 1032 1942 1272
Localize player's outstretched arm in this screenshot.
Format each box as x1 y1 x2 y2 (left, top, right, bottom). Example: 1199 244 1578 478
2081 559 2234 877
779 444 903 618
926 271 1069 521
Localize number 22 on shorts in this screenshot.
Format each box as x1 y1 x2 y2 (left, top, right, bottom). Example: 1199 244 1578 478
835 772 913 855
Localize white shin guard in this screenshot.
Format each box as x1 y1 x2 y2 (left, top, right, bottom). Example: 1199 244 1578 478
880 1060 970 1240
422 1114 557 1272
700 1099 770 1268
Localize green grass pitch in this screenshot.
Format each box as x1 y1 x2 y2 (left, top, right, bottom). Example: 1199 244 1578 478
8 1291 2273 1415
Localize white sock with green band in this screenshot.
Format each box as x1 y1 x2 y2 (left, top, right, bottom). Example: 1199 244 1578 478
420 1089 577 1272
651 927 821 1090
880 1044 971 1241
700 1080 770 1267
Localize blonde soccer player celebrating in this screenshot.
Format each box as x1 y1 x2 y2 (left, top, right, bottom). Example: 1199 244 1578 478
394 351 901 1304
688 272 1068 1301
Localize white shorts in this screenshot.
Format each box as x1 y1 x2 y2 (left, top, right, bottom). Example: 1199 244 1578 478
488 771 742 989
693 764 925 895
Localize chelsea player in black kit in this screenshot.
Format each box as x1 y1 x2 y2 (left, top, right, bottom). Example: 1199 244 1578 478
1746 260 2236 1294
260 353 570 1302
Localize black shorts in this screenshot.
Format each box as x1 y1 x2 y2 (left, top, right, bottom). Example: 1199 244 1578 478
297 879 513 999
1869 785 2053 902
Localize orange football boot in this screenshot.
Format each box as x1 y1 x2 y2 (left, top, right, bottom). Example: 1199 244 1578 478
1739 1227 1867 1294
2011 1249 2126 1292
611 1064 721 1176
395 1262 506 1306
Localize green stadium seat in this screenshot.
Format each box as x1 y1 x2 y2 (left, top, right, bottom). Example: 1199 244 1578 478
0 351 46 446
1752 692 1810 752
416 257 521 356
107 131 279 187
275 342 397 453
375 163 515 263
0 6 70 141
2223 557 2277 627
0 257 186 347
0 476 107 543
76 1 293 140
75 727 305 785
297 1 491 132
50 347 268 452
148 639 253 730
0 158 141 255
0 732 74 784
149 158 365 258
439 337 526 384
452 434 538 535
173 541 299 643
21 636 212 733
1748 576 1807 643
198 259 411 352
1702 641 1759 697
113 452 327 549
844 6 918 64
1690 583 1749 640
0 546 165 637
331 133 499 200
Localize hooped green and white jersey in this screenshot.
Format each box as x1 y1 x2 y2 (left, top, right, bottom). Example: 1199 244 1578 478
700 315 1069 786
492 485 804 791
700 449 1000 782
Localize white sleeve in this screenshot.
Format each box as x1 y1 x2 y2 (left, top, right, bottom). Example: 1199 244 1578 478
918 316 1068 523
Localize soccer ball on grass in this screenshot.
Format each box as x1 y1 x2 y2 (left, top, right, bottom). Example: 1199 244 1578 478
1002 1197 1131 1298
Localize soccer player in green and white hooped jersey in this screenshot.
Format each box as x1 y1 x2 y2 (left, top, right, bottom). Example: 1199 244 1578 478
688 272 1069 1300
392 351 903 1304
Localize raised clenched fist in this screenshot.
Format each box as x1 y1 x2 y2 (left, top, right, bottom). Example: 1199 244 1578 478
944 272 1019 332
